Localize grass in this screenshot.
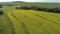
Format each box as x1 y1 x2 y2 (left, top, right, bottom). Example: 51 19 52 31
0 2 60 34
0 15 12 34
0 6 15 34
7 10 60 34
7 11 26 34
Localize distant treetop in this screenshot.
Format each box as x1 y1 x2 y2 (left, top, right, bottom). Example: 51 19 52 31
12 1 25 3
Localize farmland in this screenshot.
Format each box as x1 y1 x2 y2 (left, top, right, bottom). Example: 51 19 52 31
7 10 60 34
0 15 12 34
0 1 60 34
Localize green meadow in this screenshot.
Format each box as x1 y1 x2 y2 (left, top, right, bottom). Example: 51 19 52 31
0 2 60 34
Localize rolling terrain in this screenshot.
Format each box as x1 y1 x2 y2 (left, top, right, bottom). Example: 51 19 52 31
7 10 60 34
0 2 60 34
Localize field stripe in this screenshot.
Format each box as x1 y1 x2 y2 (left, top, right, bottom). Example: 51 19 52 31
11 13 30 34
8 10 60 34
7 11 26 34
12 11 51 34
6 15 15 34
12 10 59 34
28 11 60 25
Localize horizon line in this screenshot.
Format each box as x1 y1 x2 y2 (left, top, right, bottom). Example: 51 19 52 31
0 1 60 3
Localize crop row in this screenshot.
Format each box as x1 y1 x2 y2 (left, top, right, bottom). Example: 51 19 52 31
7 11 26 34
11 10 60 34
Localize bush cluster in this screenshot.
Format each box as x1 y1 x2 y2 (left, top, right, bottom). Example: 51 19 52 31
16 6 60 13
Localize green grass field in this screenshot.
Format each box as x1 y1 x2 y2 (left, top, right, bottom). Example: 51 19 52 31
6 10 60 34
0 2 60 34
0 13 12 34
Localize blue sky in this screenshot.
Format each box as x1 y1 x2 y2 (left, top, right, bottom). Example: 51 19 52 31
0 0 60 2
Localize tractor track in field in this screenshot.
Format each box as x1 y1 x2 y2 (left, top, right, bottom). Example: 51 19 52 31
34 14 60 25
13 12 52 34
5 15 15 34
46 13 60 18
11 13 30 34
26 11 60 25
23 11 60 25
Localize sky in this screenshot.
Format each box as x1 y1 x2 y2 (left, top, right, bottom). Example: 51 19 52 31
0 0 60 2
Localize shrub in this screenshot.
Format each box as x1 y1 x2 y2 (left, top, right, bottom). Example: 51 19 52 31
0 5 2 8
0 10 3 15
